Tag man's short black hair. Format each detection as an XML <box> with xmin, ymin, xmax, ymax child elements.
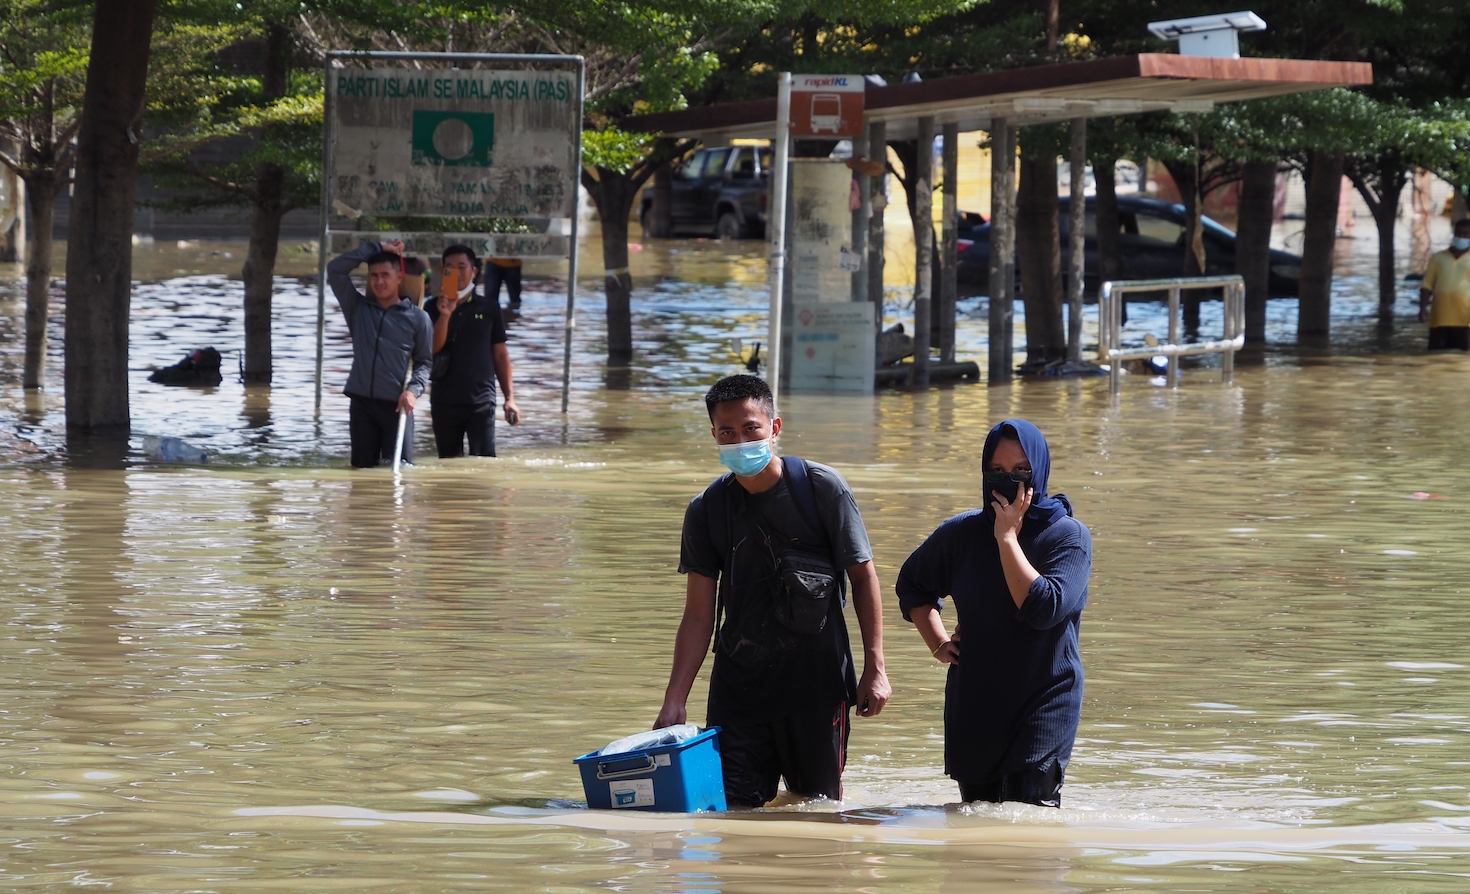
<box><xmin>366</xmin><ymin>250</ymin><xmax>402</xmax><ymax>269</ymax></box>
<box><xmin>1454</xmin><ymin>218</ymin><xmax>1470</xmax><ymax>232</ymax></box>
<box><xmin>442</xmin><ymin>244</ymin><xmax>481</xmax><ymax>267</ymax></box>
<box><xmin>704</xmin><ymin>374</ymin><xmax>775</xmax><ymax>422</ymax></box>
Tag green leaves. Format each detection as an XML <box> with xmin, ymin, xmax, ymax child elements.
<box><xmin>581</xmin><ymin>127</ymin><xmax>658</xmax><ymax>175</ymax></box>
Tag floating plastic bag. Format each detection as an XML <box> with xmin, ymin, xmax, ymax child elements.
<box><xmin>143</xmin><ymin>436</ymin><xmax>209</xmax><ymax>464</ymax></box>
<box><xmin>599</xmin><ymin>724</ymin><xmax>702</xmax><ymax>757</ymax></box>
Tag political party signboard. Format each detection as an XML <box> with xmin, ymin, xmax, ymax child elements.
<box><xmin>316</xmin><ymin>53</ymin><xmax>585</xmax><ymax>415</ymax></box>
<box><xmin>326</xmin><ymin>67</ymin><xmax>579</xmax><ymax>221</ymax></box>
<box><xmin>789</xmin><ymin>74</ymin><xmax>864</xmax><ymax>138</ymax></box>
<box><xmin>326</xmin><ymin>230</ymin><xmax>569</xmax><ymax>258</ymax></box>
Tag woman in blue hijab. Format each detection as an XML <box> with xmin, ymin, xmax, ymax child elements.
<box><xmin>896</xmin><ymin>419</ymin><xmax>1091</xmax><ymax>806</ymax></box>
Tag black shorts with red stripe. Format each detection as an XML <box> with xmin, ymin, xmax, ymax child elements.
<box><xmin>715</xmin><ymin>701</ymin><xmax>850</xmax><ymax>808</ymax></box>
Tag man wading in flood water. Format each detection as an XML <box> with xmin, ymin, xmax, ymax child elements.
<box><xmin>327</xmin><ymin>240</ymin><xmax>433</xmax><ymax>468</ymax></box>
<box><xmin>655</xmin><ymin>375</ymin><xmax>891</xmax><ymax>807</ymax></box>
<box><xmin>1419</xmin><ymin>218</ymin><xmax>1470</xmax><ymax>351</ymax></box>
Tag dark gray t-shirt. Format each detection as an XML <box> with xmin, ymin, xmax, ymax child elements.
<box><xmin>679</xmin><ymin>458</ymin><xmax>872</xmax><ymax>724</ymax></box>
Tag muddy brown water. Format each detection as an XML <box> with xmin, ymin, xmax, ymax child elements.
<box><xmin>0</xmin><ymin>231</ymin><xmax>1468</xmax><ymax>890</ymax></box>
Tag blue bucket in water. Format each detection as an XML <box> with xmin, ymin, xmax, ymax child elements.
<box><xmin>574</xmin><ymin>727</ymin><xmax>726</xmax><ymax>812</ymax></box>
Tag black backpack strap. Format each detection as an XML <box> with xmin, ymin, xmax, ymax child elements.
<box><xmin>783</xmin><ymin>455</ymin><xmax>850</xmax><ymax>606</ymax></box>
<box><xmin>780</xmin><ymin>456</ymin><xmax>824</xmax><ymax>542</ymax></box>
<box><xmin>702</xmin><ymin>472</ymin><xmax>733</xmax><ymax>565</ymax></box>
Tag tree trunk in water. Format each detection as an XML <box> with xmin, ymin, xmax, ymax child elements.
<box><xmin>1016</xmin><ymin>153</ymin><xmax>1065</xmax><ymax>367</ymax></box>
<box><xmin>583</xmin><ymin>170</ymin><xmax>636</xmax><ymax>365</ymax></box>
<box><xmin>646</xmin><ymin>162</ymin><xmax>672</xmax><ymax>238</ymax></box>
<box><xmin>1236</xmin><ymin>160</ymin><xmax>1277</xmax><ymax>346</ymax></box>
<box><xmin>1162</xmin><ymin>158</ymin><xmax>1206</xmax><ymax>332</ymax></box>
<box><xmin>64</xmin><ymin>0</ymin><xmax>159</xmax><ymax>435</ymax></box>
<box><xmin>1358</xmin><ymin>164</ymin><xmax>1408</xmax><ymax>323</ymax></box>
<box><xmin>888</xmin><ymin>140</ymin><xmax>922</xmax><ymax>232</ymax></box>
<box><xmin>239</xmin><ymin>21</ymin><xmax>292</xmax><ymax>384</ymax></box>
<box><xmin>23</xmin><ymin>177</ymin><xmax>57</xmax><ymax>389</ymax></box>
<box><xmin>1094</xmin><ymin>157</ymin><xmax>1123</xmax><ymax>322</ymax></box>
<box><xmin>241</xmin><ymin>166</ymin><xmax>284</xmax><ymax>383</ymax></box>
<box><xmin>1298</xmin><ymin>150</ymin><xmax>1343</xmax><ymax>340</ymax></box>
<box><xmin>887</xmin><ymin>138</ymin><xmax>944</xmax><ymax>318</ymax></box>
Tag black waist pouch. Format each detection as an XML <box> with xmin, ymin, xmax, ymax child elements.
<box><xmin>774</xmin><ymin>546</ymin><xmax>838</xmax><ymax>634</ymax></box>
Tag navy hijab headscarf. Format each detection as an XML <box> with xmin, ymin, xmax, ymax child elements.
<box><xmin>981</xmin><ymin>418</ymin><xmax>1073</xmax><ymax>525</ymax></box>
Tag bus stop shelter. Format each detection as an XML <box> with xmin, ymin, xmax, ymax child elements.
<box><xmin>625</xmin><ymin>53</ymin><xmax>1371</xmax><ymax>387</ymax></box>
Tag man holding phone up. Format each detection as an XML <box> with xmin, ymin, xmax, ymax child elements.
<box><xmin>655</xmin><ymin>375</ymin><xmax>890</xmax><ymax>807</ymax></box>
<box><xmin>426</xmin><ymin>245</ymin><xmax>520</xmax><ymax>457</ymax></box>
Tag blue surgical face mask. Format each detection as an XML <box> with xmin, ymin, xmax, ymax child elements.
<box><xmin>718</xmin><ymin>438</ymin><xmax>773</xmax><ymax>477</ymax></box>
<box><xmin>1452</xmin><ymin>237</ymin><xmax>1470</xmax><ymax>252</ymax></box>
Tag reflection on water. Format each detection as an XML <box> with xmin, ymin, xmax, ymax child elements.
<box><xmin>2</xmin><ymin>235</ymin><xmax>1470</xmax><ymax>889</ymax></box>
<box><xmin>0</xmin><ymin>227</ymin><xmax>1439</xmax><ymax>464</ymax></box>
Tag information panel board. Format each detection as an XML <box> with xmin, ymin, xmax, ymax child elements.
<box><xmin>789</xmin><ymin>160</ymin><xmax>857</xmax><ymax>304</ymax></box>
<box><xmin>788</xmin><ymin>302</ymin><xmax>875</xmax><ymax>394</ymax></box>
<box><xmin>327</xmin><ymin>68</ymin><xmax>579</xmax><ymax>220</ymax></box>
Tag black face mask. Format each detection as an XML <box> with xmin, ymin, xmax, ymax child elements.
<box><xmin>984</xmin><ymin>470</ymin><xmax>1033</xmax><ymax>505</ymax></box>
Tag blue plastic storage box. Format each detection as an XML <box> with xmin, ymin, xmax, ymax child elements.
<box><xmin>574</xmin><ymin>726</ymin><xmax>726</xmax><ymax>812</ymax></box>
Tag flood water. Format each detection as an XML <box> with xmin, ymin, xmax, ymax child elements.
<box><xmin>2</xmin><ymin>227</ymin><xmax>1470</xmax><ymax>890</ymax></box>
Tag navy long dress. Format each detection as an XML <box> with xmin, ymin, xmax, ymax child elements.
<box><xmin>896</xmin><ymin>419</ymin><xmax>1092</xmax><ymax>791</ymax></box>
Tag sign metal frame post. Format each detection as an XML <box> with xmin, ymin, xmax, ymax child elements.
<box><xmin>560</xmin><ymin>60</ymin><xmax>586</xmax><ymax>414</ymax></box>
<box><xmin>315</xmin><ymin>50</ymin><xmax>586</xmax><ymax>421</ymax></box>
<box><xmin>767</xmin><ymin>72</ymin><xmax>792</xmax><ymax>403</ymax></box>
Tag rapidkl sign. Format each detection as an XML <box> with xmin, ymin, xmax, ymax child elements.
<box><xmin>789</xmin><ymin>74</ymin><xmax>865</xmax><ymax>138</ymax></box>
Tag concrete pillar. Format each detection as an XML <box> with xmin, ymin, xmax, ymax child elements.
<box><xmin>866</xmin><ymin>121</ymin><xmax>886</xmax><ymax>339</ymax></box>
<box><xmin>851</xmin><ymin>130</ymin><xmax>868</xmax><ymax>303</ymax></box>
<box><xmin>1066</xmin><ymin>117</ymin><xmax>1086</xmax><ymax>362</ymax></box>
<box><xmin>940</xmin><ymin>122</ymin><xmax>958</xmax><ymax>363</ymax></box>
<box><xmin>912</xmin><ymin>115</ymin><xmax>934</xmax><ymax>387</ymax></box>
<box><xmin>988</xmin><ymin>119</ymin><xmax>1015</xmax><ymax>384</ymax></box>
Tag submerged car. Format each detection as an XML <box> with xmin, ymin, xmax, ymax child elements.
<box><xmin>639</xmin><ymin>145</ymin><xmax>771</xmax><ymax>240</ymax></box>
<box><xmin>956</xmin><ymin>195</ymin><xmax>1302</xmax><ymax>297</ymax></box>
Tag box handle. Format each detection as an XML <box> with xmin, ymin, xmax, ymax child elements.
<box><xmin>596</xmin><ymin>754</ymin><xmax>657</xmax><ymax>780</ymax></box>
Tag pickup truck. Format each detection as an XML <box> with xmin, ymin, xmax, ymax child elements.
<box><xmin>640</xmin><ymin>145</ymin><xmax>771</xmax><ymax>239</ymax></box>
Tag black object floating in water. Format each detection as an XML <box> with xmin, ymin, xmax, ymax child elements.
<box><xmin>149</xmin><ymin>347</ymin><xmax>223</xmax><ymax>387</ymax></box>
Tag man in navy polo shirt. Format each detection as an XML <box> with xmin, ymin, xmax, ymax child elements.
<box><xmin>426</xmin><ymin>245</ymin><xmax>521</xmax><ymax>457</ymax></box>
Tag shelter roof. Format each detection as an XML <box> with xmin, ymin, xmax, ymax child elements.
<box><xmin>624</xmin><ymin>54</ymin><xmax>1372</xmax><ymax>141</ymax></box>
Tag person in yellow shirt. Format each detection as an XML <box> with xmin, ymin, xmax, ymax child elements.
<box><xmin>1419</xmin><ymin>219</ymin><xmax>1470</xmax><ymax>351</ymax></box>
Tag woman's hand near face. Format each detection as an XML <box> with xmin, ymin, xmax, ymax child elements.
<box><xmin>992</xmin><ymin>485</ymin><xmax>1033</xmax><ymax>543</ymax></box>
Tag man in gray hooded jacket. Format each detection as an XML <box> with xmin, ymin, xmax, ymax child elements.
<box><xmin>327</xmin><ymin>240</ymin><xmax>433</xmax><ymax>467</ymax></box>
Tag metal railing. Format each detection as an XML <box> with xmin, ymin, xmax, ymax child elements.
<box><xmin>1099</xmin><ymin>275</ymin><xmax>1244</xmax><ymax>394</ymax></box>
